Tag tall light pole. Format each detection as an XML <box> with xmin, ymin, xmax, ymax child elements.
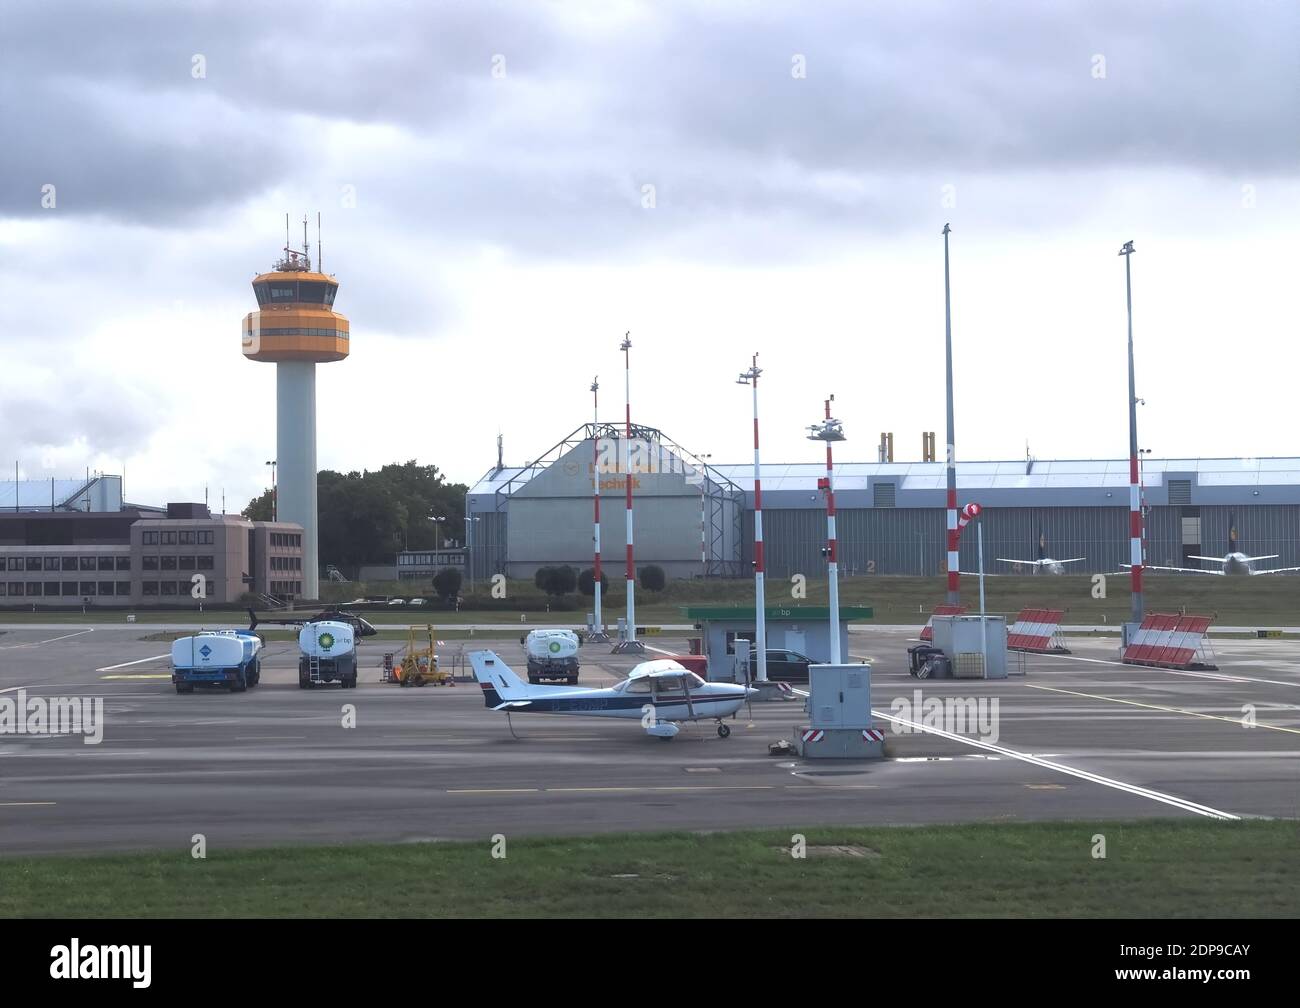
<box><xmin>588</xmin><ymin>377</ymin><xmax>610</xmax><ymax>642</ymax></box>
<box><xmin>942</xmin><ymin>223</ymin><xmax>959</xmax><ymax>604</ymax></box>
<box><xmin>1120</xmin><ymin>240</ymin><xmax>1143</xmax><ymax>625</ymax></box>
<box><xmin>738</xmin><ymin>355</ymin><xmax>767</xmax><ymax>682</ymax></box>
<box><xmin>612</xmin><ymin>333</ymin><xmax>644</xmax><ymax>653</ymax></box>
<box><xmin>265</xmin><ymin>460</ymin><xmax>277</xmax><ymax>521</ymax></box>
<box><xmin>464</xmin><ymin>515</ymin><xmax>478</xmax><ymax>593</ymax></box>
<box><xmin>808</xmin><ymin>397</ymin><xmax>846</xmax><ymax>663</ymax></box>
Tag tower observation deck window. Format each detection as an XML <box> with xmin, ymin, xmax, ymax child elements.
<box><xmin>254</xmin><ymin>281</ymin><xmax>338</xmax><ymax>305</ymax></box>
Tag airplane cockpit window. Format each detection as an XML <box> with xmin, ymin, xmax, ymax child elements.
<box><xmin>685</xmin><ymin>673</ymin><xmax>706</xmax><ymax>689</ymax></box>
<box><xmin>624</xmin><ymin>678</ymin><xmax>653</xmax><ymax>694</ymax></box>
<box><xmin>652</xmin><ymin>675</ymin><xmax>684</xmax><ymax>693</ymax></box>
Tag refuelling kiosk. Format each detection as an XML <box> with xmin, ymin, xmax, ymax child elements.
<box><xmin>682</xmin><ymin>605</ymin><xmax>873</xmax><ymax>684</ymax></box>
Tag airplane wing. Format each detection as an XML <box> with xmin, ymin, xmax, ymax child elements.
<box><xmin>493</xmin><ymin>700</ymin><xmax>533</xmax><ymax>710</ymax></box>
<box><xmin>1187</xmin><ymin>555</ymin><xmax>1230</xmax><ymax>563</ymax></box>
<box><xmin>1121</xmin><ymin>563</ymin><xmax>1224</xmax><ymax>576</ymax></box>
<box><xmin>959</xmin><ymin>571</ymin><xmax>1006</xmax><ymax>576</ymax></box>
<box><xmin>996</xmin><ymin>558</ymin><xmax>1047</xmax><ymax>566</ymax></box>
<box><xmin>1241</xmin><ymin>554</ymin><xmax>1281</xmax><ymax>563</ymax></box>
<box><xmin>1250</xmin><ymin>566</ymin><xmax>1300</xmax><ymax>576</ymax></box>
<box><xmin>1053</xmin><ymin>558</ymin><xmax>1087</xmax><ymax>565</ymax></box>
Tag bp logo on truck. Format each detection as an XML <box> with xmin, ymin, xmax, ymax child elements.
<box><xmin>318</xmin><ymin>632</ymin><xmax>336</xmax><ymax>651</ymax></box>
<box><xmin>549</xmin><ymin>641</ymin><xmax>562</xmax><ymax>654</ymax></box>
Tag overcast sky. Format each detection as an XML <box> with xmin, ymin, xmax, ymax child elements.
<box><xmin>2</xmin><ymin>0</ymin><xmax>1297</xmax><ymax>509</ymax></box>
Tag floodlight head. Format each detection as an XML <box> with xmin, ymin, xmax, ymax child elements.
<box><xmin>620</xmin><ymin>333</ymin><xmax>632</xmax><ymax>352</ymax></box>
<box><xmin>591</xmin><ymin>377</ymin><xmax>598</xmax><ymax>393</ymax></box>
<box><xmin>1118</xmin><ymin>240</ymin><xmax>1135</xmax><ymax>256</ymax></box>
<box><xmin>807</xmin><ymin>419</ymin><xmax>846</xmax><ymax>442</ymax></box>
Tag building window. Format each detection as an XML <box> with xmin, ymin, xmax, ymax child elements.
<box><xmin>115</xmin><ymin>581</ymin><xmax>130</xmax><ymax>596</ymax></box>
<box><xmin>9</xmin><ymin>582</ymin><xmax>23</xmax><ymax>596</ymax></box>
<box><xmin>178</xmin><ymin>555</ymin><xmax>195</xmax><ymax>569</ymax></box>
<box><xmin>62</xmin><ymin>557</ymin><xmax>78</xmax><ymax>571</ymax></box>
<box><xmin>161</xmin><ymin>581</ymin><xmax>177</xmax><ymax>595</ymax></box>
<box><xmin>179</xmin><ymin>531</ymin><xmax>195</xmax><ymax>545</ymax></box>
<box><xmin>142</xmin><ymin>556</ymin><xmax>158</xmax><ymax>571</ymax></box>
<box><xmin>0</xmin><ymin>583</ymin><xmax>5</xmax><ymax>596</ymax></box>
<box><xmin>44</xmin><ymin>557</ymin><xmax>60</xmax><ymax>571</ymax></box>
<box><xmin>44</xmin><ymin>582</ymin><xmax>59</xmax><ymax>596</ymax></box>
<box><xmin>199</xmin><ymin>530</ymin><xmax>213</xmax><ymax>545</ymax></box>
<box><xmin>26</xmin><ymin>582</ymin><xmax>41</xmax><ymax>596</ymax></box>
<box><xmin>62</xmin><ymin>582</ymin><xmax>77</xmax><ymax>596</ymax></box>
<box><xmin>79</xmin><ymin>582</ymin><xmax>95</xmax><ymax>596</ymax></box>
<box><xmin>116</xmin><ymin>557</ymin><xmax>131</xmax><ymax>571</ymax></box>
<box><xmin>160</xmin><ymin>556</ymin><xmax>177</xmax><ymax>570</ymax></box>
<box><xmin>98</xmin><ymin>557</ymin><xmax>114</xmax><ymax>571</ymax></box>
<box><xmin>142</xmin><ymin>581</ymin><xmax>158</xmax><ymax>596</ymax></box>
<box><xmin>7</xmin><ymin>558</ymin><xmax>21</xmax><ymax>571</ymax></box>
<box><xmin>80</xmin><ymin>557</ymin><xmax>95</xmax><ymax>571</ymax></box>
<box><xmin>26</xmin><ymin>558</ymin><xmax>42</xmax><ymax>571</ymax></box>
<box><xmin>142</xmin><ymin>531</ymin><xmax>159</xmax><ymax>545</ymax></box>
<box><xmin>98</xmin><ymin>581</ymin><xmax>114</xmax><ymax>596</ymax></box>
<box><xmin>196</xmin><ymin>555</ymin><xmax>214</xmax><ymax>570</ymax></box>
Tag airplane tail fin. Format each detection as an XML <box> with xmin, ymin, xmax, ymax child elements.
<box><xmin>468</xmin><ymin>650</ymin><xmax>528</xmax><ymax>708</ymax></box>
<box><xmin>1037</xmin><ymin>528</ymin><xmax>1047</xmax><ymax>561</ymax></box>
<box><xmin>1229</xmin><ymin>512</ymin><xmax>1238</xmax><ymax>553</ymax></box>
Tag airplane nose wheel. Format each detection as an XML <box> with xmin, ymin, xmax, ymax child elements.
<box><xmin>716</xmin><ymin>721</ymin><xmax>731</xmax><ymax>738</ymax></box>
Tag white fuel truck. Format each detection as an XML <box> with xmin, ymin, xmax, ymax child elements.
<box><xmin>522</xmin><ymin>628</ymin><xmax>581</xmax><ymax>685</ymax></box>
<box><xmin>298</xmin><ymin>619</ymin><xmax>358</xmax><ymax>689</ymax></box>
<box><xmin>171</xmin><ymin>630</ymin><xmax>262</xmax><ymax>694</ymax></box>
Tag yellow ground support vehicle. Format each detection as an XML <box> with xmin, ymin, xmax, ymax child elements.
<box><xmin>395</xmin><ymin>625</ymin><xmax>451</xmax><ymax>687</ymax></box>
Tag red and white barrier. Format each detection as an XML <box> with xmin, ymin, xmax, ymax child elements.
<box><xmin>919</xmin><ymin>604</ymin><xmax>968</xmax><ymax>642</ymax></box>
<box><xmin>801</xmin><ymin>729</ymin><xmax>825</xmax><ymax>743</ymax></box>
<box><xmin>1007</xmin><ymin>608</ymin><xmax>1070</xmax><ymax>654</ymax></box>
<box><xmin>1121</xmin><ymin>613</ymin><xmax>1218</xmax><ymax>671</ymax></box>
<box><xmin>862</xmin><ymin>728</ymin><xmax>885</xmax><ymax>743</ymax></box>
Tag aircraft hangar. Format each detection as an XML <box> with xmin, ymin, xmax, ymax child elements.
<box><xmin>465</xmin><ymin>426</ymin><xmax>1300</xmax><ymax>581</ymax></box>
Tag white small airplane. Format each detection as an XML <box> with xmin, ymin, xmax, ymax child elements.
<box><xmin>469</xmin><ymin>650</ymin><xmax>754</xmax><ymax>740</ymax></box>
<box><xmin>996</xmin><ymin>531</ymin><xmax>1085</xmax><ymax>575</ymax></box>
<box><xmin>1128</xmin><ymin>519</ymin><xmax>1300</xmax><ymax>577</ymax></box>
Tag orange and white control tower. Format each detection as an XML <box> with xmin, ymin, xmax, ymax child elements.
<box><xmin>242</xmin><ymin>215</ymin><xmax>349</xmax><ymax>599</ymax></box>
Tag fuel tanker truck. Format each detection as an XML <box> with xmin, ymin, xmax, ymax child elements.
<box><xmin>298</xmin><ymin>619</ymin><xmax>358</xmax><ymax>689</ymax></box>
<box><xmin>171</xmin><ymin>630</ymin><xmax>263</xmax><ymax>694</ymax></box>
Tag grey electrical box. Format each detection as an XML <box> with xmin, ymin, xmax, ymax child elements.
<box><xmin>808</xmin><ymin>664</ymin><xmax>873</xmax><ymax>729</ymax></box>
<box><xmin>731</xmin><ymin>638</ymin><xmax>751</xmax><ymax>684</ymax></box>
<box><xmin>932</xmin><ymin>615</ymin><xmax>1008</xmax><ymax>680</ymax></box>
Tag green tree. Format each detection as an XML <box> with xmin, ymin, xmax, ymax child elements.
<box><xmin>241</xmin><ymin>489</ymin><xmax>274</xmax><ymax>522</ymax></box>
<box><xmin>534</xmin><ymin>566</ymin><xmax>557</xmax><ymax>597</ymax></box>
<box><xmin>432</xmin><ymin>567</ymin><xmax>463</xmax><ymax>603</ymax></box>
<box><xmin>639</xmin><ymin>564</ymin><xmax>666</xmax><ymax>592</ymax></box>
<box><xmin>578</xmin><ymin>568</ymin><xmax>608</xmax><ymax>596</ymax></box>
<box><xmin>552</xmin><ymin>565</ymin><xmax>577</xmax><ymax>597</ymax></box>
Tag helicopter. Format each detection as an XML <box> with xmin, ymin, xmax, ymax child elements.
<box><xmin>246</xmin><ymin>604</ymin><xmax>379</xmax><ymax>637</ymax></box>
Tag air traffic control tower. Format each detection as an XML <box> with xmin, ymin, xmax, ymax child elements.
<box><xmin>242</xmin><ymin>217</ymin><xmax>349</xmax><ymax>599</ymax></box>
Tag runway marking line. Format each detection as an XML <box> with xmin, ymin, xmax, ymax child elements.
<box><xmin>0</xmin><ymin>802</ymin><xmax>57</xmax><ymax>808</ymax></box>
<box><xmin>100</xmin><ymin>674</ymin><xmax>171</xmax><ymax>680</ymax></box>
<box><xmin>96</xmin><ymin>654</ymin><xmax>170</xmax><ymax>672</ymax></box>
<box><xmin>1025</xmin><ymin>683</ymin><xmax>1300</xmax><ymax>736</ymax></box>
<box><xmin>0</xmin><ymin>629</ymin><xmax>94</xmax><ymax>650</ymax></box>
<box><xmin>871</xmin><ymin>707</ymin><xmax>1239</xmax><ymax>820</ymax></box>
<box><xmin>1031</xmin><ymin>650</ymin><xmax>1299</xmax><ymax>689</ymax></box>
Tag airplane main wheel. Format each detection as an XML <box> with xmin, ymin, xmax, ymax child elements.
<box><xmin>717</xmin><ymin>723</ymin><xmax>731</xmax><ymax>738</ymax></box>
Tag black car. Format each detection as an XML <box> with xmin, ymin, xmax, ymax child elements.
<box><xmin>747</xmin><ymin>648</ymin><xmax>814</xmax><ymax>682</ymax></box>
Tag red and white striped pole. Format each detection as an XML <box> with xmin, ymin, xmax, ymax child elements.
<box><xmin>1120</xmin><ymin>241</ymin><xmax>1143</xmax><ymax>625</ymax></box>
<box><xmin>738</xmin><ymin>356</ymin><xmax>767</xmax><ymax>681</ymax></box>
<box><xmin>620</xmin><ymin>333</ymin><xmax>638</xmax><ymax>648</ymax></box>
<box><xmin>942</xmin><ymin>223</ymin><xmax>960</xmax><ymax>604</ymax></box>
<box><xmin>824</xmin><ymin>398</ymin><xmax>840</xmax><ymax>662</ymax></box>
<box><xmin>809</xmin><ymin>397</ymin><xmax>845</xmax><ymax>664</ymax></box>
<box><xmin>590</xmin><ymin>377</ymin><xmax>605</xmax><ymax>639</ymax></box>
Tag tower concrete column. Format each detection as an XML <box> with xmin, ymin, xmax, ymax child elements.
<box><xmin>277</xmin><ymin>361</ymin><xmax>319</xmax><ymax>598</ymax></box>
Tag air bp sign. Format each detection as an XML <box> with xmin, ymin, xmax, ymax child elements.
<box><xmin>318</xmin><ymin>631</ymin><xmax>337</xmax><ymax>651</ymax></box>
<box><xmin>549</xmin><ymin>641</ymin><xmax>562</xmax><ymax>654</ymax></box>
